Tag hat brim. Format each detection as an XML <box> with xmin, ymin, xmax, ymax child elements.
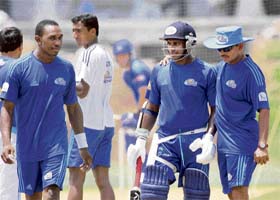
<box><xmin>159</xmin><ymin>36</ymin><xmax>185</xmax><ymax>40</ymax></box>
<box><xmin>203</xmin><ymin>36</ymin><xmax>254</xmax><ymax>49</ymax></box>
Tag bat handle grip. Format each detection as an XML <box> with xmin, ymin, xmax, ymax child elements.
<box><xmin>134</xmin><ymin>157</ymin><xmax>142</xmax><ymax>187</ymax></box>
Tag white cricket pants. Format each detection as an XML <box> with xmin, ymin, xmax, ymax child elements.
<box><xmin>0</xmin><ymin>133</ymin><xmax>20</xmax><ymax>200</ymax></box>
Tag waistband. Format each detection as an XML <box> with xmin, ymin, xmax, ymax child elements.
<box><xmin>158</xmin><ymin>127</ymin><xmax>207</xmax><ymax>144</ymax></box>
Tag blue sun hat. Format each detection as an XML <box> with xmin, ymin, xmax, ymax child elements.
<box><xmin>203</xmin><ymin>26</ymin><xmax>254</xmax><ymax>49</ymax></box>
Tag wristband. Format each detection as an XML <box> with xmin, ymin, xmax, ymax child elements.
<box><xmin>142</xmin><ymin>108</ymin><xmax>158</xmax><ymax>117</ymax></box>
<box><xmin>135</xmin><ymin>128</ymin><xmax>149</xmax><ymax>139</ymax></box>
<box><xmin>74</xmin><ymin>132</ymin><xmax>88</xmax><ymax>149</ymax></box>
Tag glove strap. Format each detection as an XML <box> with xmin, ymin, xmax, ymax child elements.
<box><xmin>203</xmin><ymin>133</ymin><xmax>214</xmax><ymax>141</ymax></box>
<box><xmin>135</xmin><ymin>128</ymin><xmax>149</xmax><ymax>140</ymax></box>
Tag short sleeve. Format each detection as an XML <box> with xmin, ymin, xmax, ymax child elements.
<box><xmin>64</xmin><ymin>64</ymin><xmax>78</xmax><ymax>105</ymax></box>
<box><xmin>0</xmin><ymin>62</ymin><xmax>20</xmax><ymax>104</ymax></box>
<box><xmin>247</xmin><ymin>68</ymin><xmax>269</xmax><ymax>111</ymax></box>
<box><xmin>207</xmin><ymin>67</ymin><xmax>217</xmax><ymax>106</ymax></box>
<box><xmin>148</xmin><ymin>65</ymin><xmax>161</xmax><ymax>105</ymax></box>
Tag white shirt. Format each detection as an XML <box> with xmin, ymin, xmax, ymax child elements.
<box><xmin>75</xmin><ymin>44</ymin><xmax>114</xmax><ymax>130</ymax></box>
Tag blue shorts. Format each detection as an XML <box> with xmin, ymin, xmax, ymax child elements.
<box><xmin>145</xmin><ymin>131</ymin><xmax>209</xmax><ymax>187</ymax></box>
<box><xmin>17</xmin><ymin>154</ymin><xmax>67</xmax><ymax>195</ymax></box>
<box><xmin>68</xmin><ymin>127</ymin><xmax>114</xmax><ymax>168</ymax></box>
<box><xmin>218</xmin><ymin>152</ymin><xmax>256</xmax><ymax>194</ymax></box>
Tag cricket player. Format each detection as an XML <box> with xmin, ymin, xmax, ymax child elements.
<box><xmin>0</xmin><ymin>26</ymin><xmax>22</xmax><ymax>200</ymax></box>
<box><xmin>0</xmin><ymin>19</ymin><xmax>92</xmax><ymax>200</ymax></box>
<box><xmin>67</xmin><ymin>14</ymin><xmax>115</xmax><ymax>200</ymax></box>
<box><xmin>112</xmin><ymin>39</ymin><xmax>151</xmax><ymax>151</ymax></box>
<box><xmin>127</xmin><ymin>21</ymin><xmax>217</xmax><ymax>200</ymax></box>
<box><xmin>112</xmin><ymin>39</ymin><xmax>150</xmax><ymax>112</ymax></box>
<box><xmin>203</xmin><ymin>26</ymin><xmax>270</xmax><ymax>200</ymax></box>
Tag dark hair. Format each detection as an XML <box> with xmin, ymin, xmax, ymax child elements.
<box><xmin>35</xmin><ymin>19</ymin><xmax>59</xmax><ymax>36</ymax></box>
<box><xmin>71</xmin><ymin>14</ymin><xmax>99</xmax><ymax>36</ymax></box>
<box><xmin>0</xmin><ymin>26</ymin><xmax>23</xmax><ymax>52</ymax></box>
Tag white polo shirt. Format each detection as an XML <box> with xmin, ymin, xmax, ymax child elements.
<box><xmin>75</xmin><ymin>44</ymin><xmax>114</xmax><ymax>130</ymax></box>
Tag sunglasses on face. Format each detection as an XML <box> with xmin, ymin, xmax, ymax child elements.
<box><xmin>217</xmin><ymin>45</ymin><xmax>237</xmax><ymax>52</ymax></box>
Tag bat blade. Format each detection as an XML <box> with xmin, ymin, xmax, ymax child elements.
<box><xmin>130</xmin><ymin>157</ymin><xmax>142</xmax><ymax>200</ymax></box>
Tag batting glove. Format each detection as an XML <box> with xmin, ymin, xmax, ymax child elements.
<box><xmin>189</xmin><ymin>133</ymin><xmax>216</xmax><ymax>165</ymax></box>
<box><xmin>127</xmin><ymin>128</ymin><xmax>149</xmax><ymax>169</ymax></box>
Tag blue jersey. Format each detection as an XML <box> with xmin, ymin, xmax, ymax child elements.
<box><xmin>215</xmin><ymin>55</ymin><xmax>269</xmax><ymax>155</ymax></box>
<box><xmin>0</xmin><ymin>56</ymin><xmax>17</xmax><ymax>128</ymax></box>
<box><xmin>0</xmin><ymin>53</ymin><xmax>77</xmax><ymax>161</ymax></box>
<box><xmin>123</xmin><ymin>59</ymin><xmax>150</xmax><ymax>103</ymax></box>
<box><xmin>149</xmin><ymin>58</ymin><xmax>216</xmax><ymax>136</ymax></box>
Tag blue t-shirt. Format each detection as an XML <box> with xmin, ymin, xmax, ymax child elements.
<box><xmin>0</xmin><ymin>53</ymin><xmax>77</xmax><ymax>161</ymax></box>
<box><xmin>149</xmin><ymin>58</ymin><xmax>216</xmax><ymax>136</ymax></box>
<box><xmin>123</xmin><ymin>59</ymin><xmax>150</xmax><ymax>103</ymax></box>
<box><xmin>0</xmin><ymin>56</ymin><xmax>17</xmax><ymax>129</ymax></box>
<box><xmin>215</xmin><ymin>55</ymin><xmax>269</xmax><ymax>155</ymax></box>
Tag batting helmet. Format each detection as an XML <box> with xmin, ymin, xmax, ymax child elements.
<box><xmin>161</xmin><ymin>21</ymin><xmax>197</xmax><ymax>46</ymax></box>
<box><xmin>112</xmin><ymin>39</ymin><xmax>133</xmax><ymax>55</ymax></box>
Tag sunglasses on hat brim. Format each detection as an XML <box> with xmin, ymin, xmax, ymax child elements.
<box><xmin>217</xmin><ymin>44</ymin><xmax>238</xmax><ymax>52</ymax></box>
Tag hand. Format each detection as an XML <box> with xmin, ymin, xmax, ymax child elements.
<box><xmin>189</xmin><ymin>133</ymin><xmax>216</xmax><ymax>164</ymax></box>
<box><xmin>254</xmin><ymin>147</ymin><xmax>269</xmax><ymax>165</ymax></box>
<box><xmin>79</xmin><ymin>148</ymin><xmax>93</xmax><ymax>172</ymax></box>
<box><xmin>159</xmin><ymin>55</ymin><xmax>171</xmax><ymax>66</ymax></box>
<box><xmin>127</xmin><ymin>128</ymin><xmax>149</xmax><ymax>169</ymax></box>
<box><xmin>1</xmin><ymin>144</ymin><xmax>15</xmax><ymax>164</ymax></box>
<box><xmin>76</xmin><ymin>78</ymin><xmax>90</xmax><ymax>98</ymax></box>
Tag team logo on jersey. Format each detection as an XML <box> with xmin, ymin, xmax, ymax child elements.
<box><xmin>184</xmin><ymin>78</ymin><xmax>197</xmax><ymax>86</ymax></box>
<box><xmin>54</xmin><ymin>77</ymin><xmax>66</xmax><ymax>86</ymax></box>
<box><xmin>227</xmin><ymin>173</ymin><xmax>232</xmax><ymax>181</ymax></box>
<box><xmin>216</xmin><ymin>34</ymin><xmax>229</xmax><ymax>44</ymax></box>
<box><xmin>226</xmin><ymin>80</ymin><xmax>237</xmax><ymax>89</ymax></box>
<box><xmin>258</xmin><ymin>92</ymin><xmax>268</xmax><ymax>101</ymax></box>
<box><xmin>133</xmin><ymin>74</ymin><xmax>145</xmax><ymax>82</ymax></box>
<box><xmin>165</xmin><ymin>26</ymin><xmax>177</xmax><ymax>35</ymax></box>
<box><xmin>147</xmin><ymin>81</ymin><xmax>151</xmax><ymax>90</ymax></box>
<box><xmin>26</xmin><ymin>184</ymin><xmax>33</xmax><ymax>190</ymax></box>
<box><xmin>158</xmin><ymin>146</ymin><xmax>171</xmax><ymax>157</ymax></box>
<box><xmin>44</xmin><ymin>171</ymin><xmax>53</xmax><ymax>180</ymax></box>
<box><xmin>104</xmin><ymin>71</ymin><xmax>112</xmax><ymax>83</ymax></box>
<box><xmin>1</xmin><ymin>82</ymin><xmax>9</xmax><ymax>92</ymax></box>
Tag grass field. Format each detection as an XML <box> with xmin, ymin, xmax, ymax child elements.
<box><xmin>56</xmin><ymin>184</ymin><xmax>280</xmax><ymax>200</ymax></box>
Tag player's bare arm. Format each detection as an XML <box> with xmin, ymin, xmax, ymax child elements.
<box><xmin>137</xmin><ymin>86</ymin><xmax>148</xmax><ymax>112</ymax></box>
<box><xmin>76</xmin><ymin>78</ymin><xmax>90</xmax><ymax>98</ymax></box>
<box><xmin>67</xmin><ymin>103</ymin><xmax>92</xmax><ymax>171</ymax></box>
<box><xmin>0</xmin><ymin>100</ymin><xmax>15</xmax><ymax>164</ymax></box>
<box><xmin>254</xmin><ymin>108</ymin><xmax>270</xmax><ymax>165</ymax></box>
<box><xmin>127</xmin><ymin>101</ymin><xmax>159</xmax><ymax>169</ymax></box>
<box><xmin>207</xmin><ymin>106</ymin><xmax>216</xmax><ymax>136</ymax></box>
<box><xmin>141</xmin><ymin>101</ymin><xmax>159</xmax><ymax>130</ymax></box>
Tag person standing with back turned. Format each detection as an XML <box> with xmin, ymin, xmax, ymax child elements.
<box><xmin>0</xmin><ymin>26</ymin><xmax>23</xmax><ymax>200</ymax></box>
<box><xmin>67</xmin><ymin>14</ymin><xmax>115</xmax><ymax>200</ymax></box>
<box><xmin>0</xmin><ymin>19</ymin><xmax>92</xmax><ymax>200</ymax></box>
<box><xmin>203</xmin><ymin>26</ymin><xmax>270</xmax><ymax>200</ymax></box>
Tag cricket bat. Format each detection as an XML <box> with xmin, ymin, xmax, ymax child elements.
<box><xmin>130</xmin><ymin>157</ymin><xmax>142</xmax><ymax>200</ymax></box>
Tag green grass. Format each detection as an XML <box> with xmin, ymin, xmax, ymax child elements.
<box><xmin>251</xmin><ymin>185</ymin><xmax>280</xmax><ymax>200</ymax></box>
<box><xmin>265</xmin><ymin>40</ymin><xmax>280</xmax><ymax>59</ymax></box>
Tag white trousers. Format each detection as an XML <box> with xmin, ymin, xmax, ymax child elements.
<box><xmin>0</xmin><ymin>133</ymin><xmax>19</xmax><ymax>200</ymax></box>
